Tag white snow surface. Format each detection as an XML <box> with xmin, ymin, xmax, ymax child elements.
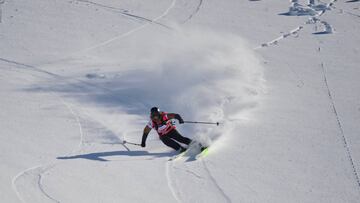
<box><xmin>1</xmin><ymin>0</ymin><xmax>360</xmax><ymax>202</ymax></box>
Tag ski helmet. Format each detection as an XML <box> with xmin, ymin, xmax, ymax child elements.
<box><xmin>150</xmin><ymin>107</ymin><xmax>160</xmax><ymax>118</ymax></box>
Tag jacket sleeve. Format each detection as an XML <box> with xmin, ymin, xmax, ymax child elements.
<box><xmin>166</xmin><ymin>113</ymin><xmax>184</xmax><ymax>124</ymax></box>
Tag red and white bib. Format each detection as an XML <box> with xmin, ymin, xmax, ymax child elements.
<box><xmin>147</xmin><ymin>112</ymin><xmax>176</xmax><ymax>136</ymax></box>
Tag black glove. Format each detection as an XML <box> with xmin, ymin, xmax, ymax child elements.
<box><xmin>141</xmin><ymin>133</ymin><xmax>148</xmax><ymax>148</ymax></box>
<box><xmin>175</xmin><ymin>114</ymin><xmax>184</xmax><ymax>124</ymax></box>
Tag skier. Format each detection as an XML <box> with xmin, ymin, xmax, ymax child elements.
<box><xmin>141</xmin><ymin>107</ymin><xmax>192</xmax><ymax>152</ymax></box>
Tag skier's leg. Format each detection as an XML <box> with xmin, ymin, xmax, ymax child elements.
<box><xmin>167</xmin><ymin>129</ymin><xmax>192</xmax><ymax>145</ymax></box>
<box><xmin>160</xmin><ymin>135</ymin><xmax>184</xmax><ymax>151</ymax></box>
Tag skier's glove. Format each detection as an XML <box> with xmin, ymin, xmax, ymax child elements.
<box><xmin>175</xmin><ymin>114</ymin><xmax>184</xmax><ymax>124</ymax></box>
<box><xmin>141</xmin><ymin>133</ymin><xmax>148</xmax><ymax>148</ymax></box>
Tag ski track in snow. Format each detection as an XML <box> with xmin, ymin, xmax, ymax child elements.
<box><xmin>72</xmin><ymin>0</ymin><xmax>172</xmax><ymax>29</ymax></box>
<box><xmin>12</xmin><ymin>92</ymin><xmax>85</xmax><ymax>203</ymax></box>
<box><xmin>77</xmin><ymin>0</ymin><xmax>177</xmax><ymax>53</ymax></box>
<box><xmin>10</xmin><ymin>1</ymin><xmax>180</xmax><ymax>202</ymax></box>
<box><xmin>12</xmin><ymin>165</ymin><xmax>51</xmax><ymax>203</ymax></box>
<box><xmin>166</xmin><ymin>157</ymin><xmax>232</xmax><ymax>203</ymax></box>
<box><xmin>165</xmin><ymin>162</ymin><xmax>182</xmax><ymax>203</ymax></box>
<box><xmin>182</xmin><ymin>0</ymin><xmax>203</xmax><ymax>24</ymax></box>
<box><xmin>320</xmin><ymin>62</ymin><xmax>360</xmax><ymax>189</ymax></box>
<box><xmin>253</xmin><ymin>0</ymin><xmax>360</xmax><ymax>193</ymax></box>
<box><xmin>4</xmin><ymin>48</ymin><xmax>144</xmax><ymax>202</ymax></box>
<box><xmin>202</xmin><ymin>160</ymin><xmax>232</xmax><ymax>203</ymax></box>
<box><xmin>7</xmin><ymin>0</ymin><xmax>232</xmax><ymax>202</ymax></box>
<box><xmin>258</xmin><ymin>0</ymin><xmax>360</xmax><ymax>190</ymax></box>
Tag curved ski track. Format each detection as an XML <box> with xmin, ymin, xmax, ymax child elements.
<box><xmin>73</xmin><ymin>0</ymin><xmax>172</xmax><ymax>29</ymax></box>
<box><xmin>11</xmin><ymin>94</ymin><xmax>84</xmax><ymax>203</ymax></box>
<box><xmin>10</xmin><ymin>0</ymin><xmax>179</xmax><ymax>202</ymax></box>
<box><xmin>182</xmin><ymin>0</ymin><xmax>203</xmax><ymax>24</ymax></box>
<box><xmin>8</xmin><ymin>0</ymin><xmax>229</xmax><ymax>202</ymax></box>
<box><xmin>166</xmin><ymin>157</ymin><xmax>232</xmax><ymax>203</ymax></box>
<box><xmin>78</xmin><ymin>0</ymin><xmax>177</xmax><ymax>53</ymax></box>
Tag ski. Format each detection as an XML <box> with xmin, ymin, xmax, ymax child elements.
<box><xmin>168</xmin><ymin>151</ymin><xmax>186</xmax><ymax>161</ymax></box>
<box><xmin>196</xmin><ymin>147</ymin><xmax>209</xmax><ymax>159</ymax></box>
<box><xmin>168</xmin><ymin>142</ymin><xmax>209</xmax><ymax>161</ymax></box>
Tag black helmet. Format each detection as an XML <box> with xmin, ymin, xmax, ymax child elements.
<box><xmin>150</xmin><ymin>107</ymin><xmax>160</xmax><ymax>118</ymax></box>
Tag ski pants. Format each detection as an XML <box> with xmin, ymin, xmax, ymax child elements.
<box><xmin>160</xmin><ymin>129</ymin><xmax>192</xmax><ymax>151</ymax></box>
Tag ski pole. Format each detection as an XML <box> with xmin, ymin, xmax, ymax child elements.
<box><xmin>123</xmin><ymin>140</ymin><xmax>142</xmax><ymax>146</ymax></box>
<box><xmin>183</xmin><ymin>121</ymin><xmax>220</xmax><ymax>126</ymax></box>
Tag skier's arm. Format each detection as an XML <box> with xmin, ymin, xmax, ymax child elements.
<box><xmin>141</xmin><ymin>126</ymin><xmax>151</xmax><ymax>147</ymax></box>
<box><xmin>167</xmin><ymin>113</ymin><xmax>184</xmax><ymax>124</ymax></box>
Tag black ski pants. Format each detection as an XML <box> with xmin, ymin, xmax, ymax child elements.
<box><xmin>160</xmin><ymin>129</ymin><xmax>192</xmax><ymax>151</ymax></box>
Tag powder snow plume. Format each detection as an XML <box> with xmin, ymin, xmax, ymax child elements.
<box><xmin>30</xmin><ymin>26</ymin><xmax>265</xmax><ymax>143</ymax></box>
<box><xmin>92</xmin><ymin>26</ymin><xmax>265</xmax><ymax>142</ymax></box>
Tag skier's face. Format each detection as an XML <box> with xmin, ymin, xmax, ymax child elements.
<box><xmin>151</xmin><ymin>113</ymin><xmax>160</xmax><ymax>121</ymax></box>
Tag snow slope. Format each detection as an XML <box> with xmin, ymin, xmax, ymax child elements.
<box><xmin>1</xmin><ymin>0</ymin><xmax>359</xmax><ymax>202</ymax></box>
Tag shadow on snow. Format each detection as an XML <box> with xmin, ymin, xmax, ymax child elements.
<box><xmin>57</xmin><ymin>150</ymin><xmax>174</xmax><ymax>162</ymax></box>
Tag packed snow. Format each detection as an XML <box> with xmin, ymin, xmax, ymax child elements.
<box><xmin>1</xmin><ymin>0</ymin><xmax>359</xmax><ymax>202</ymax></box>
